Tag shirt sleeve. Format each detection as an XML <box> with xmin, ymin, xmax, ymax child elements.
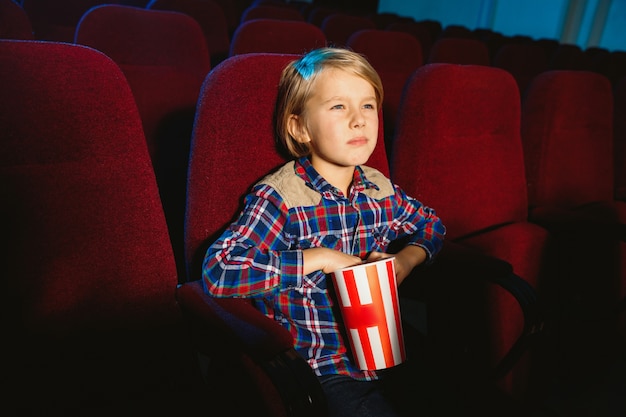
<box><xmin>392</xmin><ymin>184</ymin><xmax>446</xmax><ymax>262</ymax></box>
<box><xmin>202</xmin><ymin>184</ymin><xmax>301</xmax><ymax>298</ymax></box>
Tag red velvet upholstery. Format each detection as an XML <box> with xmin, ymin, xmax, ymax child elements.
<box><xmin>229</xmin><ymin>18</ymin><xmax>327</xmax><ymax>56</ymax></box>
<box><xmin>320</xmin><ymin>13</ymin><xmax>376</xmax><ymax>47</ymax></box>
<box><xmin>493</xmin><ymin>42</ymin><xmax>548</xmax><ymax>97</ymax></box>
<box><xmin>179</xmin><ymin>52</ymin><xmax>390</xmax><ymax>416</ymax></box>
<box><xmin>614</xmin><ymin>76</ymin><xmax>626</xmax><ymax>202</ymax></box>
<box><xmin>240</xmin><ymin>3</ymin><xmax>304</xmax><ymax>22</ymax></box>
<box><xmin>22</xmin><ymin>0</ymin><xmax>112</xmax><ymax>41</ymax></box>
<box><xmin>386</xmin><ymin>20</ymin><xmax>433</xmax><ymax>61</ymax></box>
<box><xmin>76</xmin><ymin>4</ymin><xmax>211</xmax><ymax>281</ymax></box>
<box><xmin>146</xmin><ymin>0</ymin><xmax>231</xmax><ymax>66</ymax></box>
<box><xmin>428</xmin><ymin>37</ymin><xmax>490</xmax><ymax>65</ymax></box>
<box><xmin>392</xmin><ymin>63</ymin><xmax>550</xmax><ymax>402</ymax></box>
<box><xmin>0</xmin><ymin>0</ymin><xmax>34</xmax><ymax>40</ymax></box>
<box><xmin>346</xmin><ymin>29</ymin><xmax>423</xmax><ymax>155</ymax></box>
<box><xmin>522</xmin><ymin>71</ymin><xmax>625</xmax><ymax>359</ymax></box>
<box><xmin>306</xmin><ymin>5</ymin><xmax>338</xmax><ymax>27</ymax></box>
<box><xmin>548</xmin><ymin>43</ymin><xmax>591</xmax><ymax>71</ymax></box>
<box><xmin>522</xmin><ymin>71</ymin><xmax>614</xmax><ymax>210</ymax></box>
<box><xmin>439</xmin><ymin>24</ymin><xmax>474</xmax><ymax>39</ymax></box>
<box><xmin>0</xmin><ymin>40</ymin><xmax>202</xmax><ymax>414</ymax></box>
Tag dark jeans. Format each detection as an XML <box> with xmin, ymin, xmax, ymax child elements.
<box><xmin>319</xmin><ymin>374</ymin><xmax>400</xmax><ymax>417</ymax></box>
<box><xmin>319</xmin><ymin>354</ymin><xmax>466</xmax><ymax>417</ymax></box>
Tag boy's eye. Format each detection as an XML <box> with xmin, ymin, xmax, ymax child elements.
<box><xmin>331</xmin><ymin>104</ymin><xmax>344</xmax><ymax>110</ymax></box>
<box><xmin>363</xmin><ymin>103</ymin><xmax>375</xmax><ymax>109</ymax></box>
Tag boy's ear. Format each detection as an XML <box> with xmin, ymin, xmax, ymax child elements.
<box><xmin>287</xmin><ymin>114</ymin><xmax>310</xmax><ymax>143</ymax></box>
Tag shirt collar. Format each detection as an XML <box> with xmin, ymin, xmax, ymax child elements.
<box><xmin>294</xmin><ymin>156</ymin><xmax>380</xmax><ymax>198</ymax></box>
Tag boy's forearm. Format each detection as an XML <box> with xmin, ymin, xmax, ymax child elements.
<box><xmin>394</xmin><ymin>245</ymin><xmax>427</xmax><ymax>285</ymax></box>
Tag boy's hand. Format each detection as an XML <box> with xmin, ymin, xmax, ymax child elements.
<box><xmin>302</xmin><ymin>247</ymin><xmax>362</xmax><ymax>275</ymax></box>
<box><xmin>367</xmin><ymin>246</ymin><xmax>427</xmax><ymax>285</ymax></box>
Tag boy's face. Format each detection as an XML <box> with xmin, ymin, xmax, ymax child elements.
<box><xmin>293</xmin><ymin>68</ymin><xmax>379</xmax><ymax>171</ymax></box>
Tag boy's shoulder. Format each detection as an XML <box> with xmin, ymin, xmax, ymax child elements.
<box><xmin>256</xmin><ymin>161</ymin><xmax>321</xmax><ymax>208</ymax></box>
<box><xmin>359</xmin><ymin>165</ymin><xmax>395</xmax><ymax>199</ymax></box>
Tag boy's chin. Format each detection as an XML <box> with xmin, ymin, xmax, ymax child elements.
<box><xmin>352</xmin><ymin>150</ymin><xmax>375</xmax><ymax>166</ymax></box>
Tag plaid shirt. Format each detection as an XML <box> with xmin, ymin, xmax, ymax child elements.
<box><xmin>203</xmin><ymin>156</ymin><xmax>445</xmax><ymax>380</ymax></box>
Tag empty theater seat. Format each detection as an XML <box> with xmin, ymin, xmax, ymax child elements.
<box><xmin>146</xmin><ymin>0</ymin><xmax>231</xmax><ymax>67</ymax></box>
<box><xmin>229</xmin><ymin>18</ymin><xmax>326</xmax><ymax>56</ymax></box>
<box><xmin>428</xmin><ymin>37</ymin><xmax>490</xmax><ymax>65</ymax></box>
<box><xmin>521</xmin><ymin>71</ymin><xmax>626</xmax><ymax>374</ymax></box>
<box><xmin>392</xmin><ymin>63</ymin><xmax>549</xmax><ymax>406</ymax></box>
<box><xmin>0</xmin><ymin>39</ymin><xmax>203</xmax><ymax>415</ymax></box>
<box><xmin>0</xmin><ymin>0</ymin><xmax>34</xmax><ymax>40</ymax></box>
<box><xmin>320</xmin><ymin>13</ymin><xmax>376</xmax><ymax>47</ymax></box>
<box><xmin>75</xmin><ymin>4</ymin><xmax>211</xmax><ymax>281</ymax></box>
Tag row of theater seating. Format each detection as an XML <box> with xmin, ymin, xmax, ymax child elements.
<box><xmin>2</xmin><ymin>0</ymin><xmax>625</xmax><ymax>416</ymax></box>
<box><xmin>5</xmin><ymin>0</ymin><xmax>626</xmax><ymax>83</ymax></box>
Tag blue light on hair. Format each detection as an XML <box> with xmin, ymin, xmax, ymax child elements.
<box><xmin>293</xmin><ymin>49</ymin><xmax>333</xmax><ymax>80</ymax></box>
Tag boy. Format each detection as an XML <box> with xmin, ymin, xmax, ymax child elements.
<box><xmin>203</xmin><ymin>47</ymin><xmax>446</xmax><ymax>416</ymax></box>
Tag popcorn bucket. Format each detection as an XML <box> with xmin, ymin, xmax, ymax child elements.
<box><xmin>331</xmin><ymin>257</ymin><xmax>406</xmax><ymax>370</ymax></box>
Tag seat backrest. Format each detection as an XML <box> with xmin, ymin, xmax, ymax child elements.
<box><xmin>346</xmin><ymin>29</ymin><xmax>423</xmax><ymax>152</ymax></box>
<box><xmin>615</xmin><ymin>76</ymin><xmax>626</xmax><ymax>201</ymax></box>
<box><xmin>0</xmin><ymin>0</ymin><xmax>34</xmax><ymax>40</ymax></box>
<box><xmin>548</xmin><ymin>43</ymin><xmax>591</xmax><ymax>71</ymax></box>
<box><xmin>439</xmin><ymin>24</ymin><xmax>474</xmax><ymax>39</ymax></box>
<box><xmin>391</xmin><ymin>63</ymin><xmax>528</xmax><ymax>240</ymax></box>
<box><xmin>368</xmin><ymin>11</ymin><xmax>401</xmax><ymax>29</ymax></box>
<box><xmin>492</xmin><ymin>42</ymin><xmax>548</xmax><ymax>96</ymax></box>
<box><xmin>146</xmin><ymin>0</ymin><xmax>231</xmax><ymax>66</ymax></box>
<box><xmin>386</xmin><ymin>20</ymin><xmax>433</xmax><ymax>60</ymax></box>
<box><xmin>229</xmin><ymin>18</ymin><xmax>327</xmax><ymax>56</ymax></box>
<box><xmin>240</xmin><ymin>3</ymin><xmax>304</xmax><ymax>23</ymax></box>
<box><xmin>76</xmin><ymin>4</ymin><xmax>210</xmax><ymax>157</ymax></box>
<box><xmin>428</xmin><ymin>37</ymin><xmax>490</xmax><ymax>66</ymax></box>
<box><xmin>521</xmin><ymin>70</ymin><xmax>614</xmax><ymax>209</ymax></box>
<box><xmin>306</xmin><ymin>5</ymin><xmax>338</xmax><ymax>27</ymax></box>
<box><xmin>0</xmin><ymin>39</ymin><xmax>195</xmax><ymax>413</ymax></box>
<box><xmin>320</xmin><ymin>13</ymin><xmax>376</xmax><ymax>47</ymax></box>
<box><xmin>75</xmin><ymin>4</ymin><xmax>211</xmax><ymax>281</ymax></box>
<box><xmin>22</xmin><ymin>0</ymin><xmax>107</xmax><ymax>41</ymax></box>
<box><xmin>185</xmin><ymin>52</ymin><xmax>389</xmax><ymax>282</ymax></box>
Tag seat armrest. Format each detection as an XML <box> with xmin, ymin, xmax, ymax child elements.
<box><xmin>176</xmin><ymin>280</ymin><xmax>328</xmax><ymax>416</ymax></box>
<box><xmin>402</xmin><ymin>241</ymin><xmax>544</xmax><ymax>380</ymax></box>
<box><xmin>176</xmin><ymin>280</ymin><xmax>293</xmax><ymax>360</ymax></box>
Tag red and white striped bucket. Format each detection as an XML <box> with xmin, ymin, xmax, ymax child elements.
<box><xmin>331</xmin><ymin>257</ymin><xmax>406</xmax><ymax>370</ymax></box>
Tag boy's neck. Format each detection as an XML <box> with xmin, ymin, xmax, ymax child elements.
<box><xmin>310</xmin><ymin>157</ymin><xmax>356</xmax><ymax>197</ymax></box>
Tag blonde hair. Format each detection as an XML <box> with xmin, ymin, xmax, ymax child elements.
<box><xmin>275</xmin><ymin>47</ymin><xmax>384</xmax><ymax>158</ymax></box>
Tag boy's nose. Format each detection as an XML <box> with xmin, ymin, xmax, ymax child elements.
<box><xmin>351</xmin><ymin>110</ymin><xmax>366</xmax><ymax>128</ymax></box>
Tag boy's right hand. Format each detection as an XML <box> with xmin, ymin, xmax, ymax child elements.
<box><xmin>302</xmin><ymin>247</ymin><xmax>362</xmax><ymax>275</ymax></box>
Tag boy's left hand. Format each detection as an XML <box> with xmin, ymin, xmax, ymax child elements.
<box><xmin>366</xmin><ymin>246</ymin><xmax>427</xmax><ymax>285</ymax></box>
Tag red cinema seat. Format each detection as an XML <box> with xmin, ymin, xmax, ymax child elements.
<box><xmin>22</xmin><ymin>0</ymin><xmax>109</xmax><ymax>42</ymax></box>
<box><xmin>321</xmin><ymin>13</ymin><xmax>376</xmax><ymax>47</ymax></box>
<box><xmin>76</xmin><ymin>4</ymin><xmax>211</xmax><ymax>281</ymax></box>
<box><xmin>240</xmin><ymin>3</ymin><xmax>304</xmax><ymax>23</ymax></box>
<box><xmin>428</xmin><ymin>37</ymin><xmax>490</xmax><ymax>66</ymax></box>
<box><xmin>0</xmin><ymin>0</ymin><xmax>34</xmax><ymax>40</ymax></box>
<box><xmin>392</xmin><ymin>63</ymin><xmax>550</xmax><ymax>407</ymax></box>
<box><xmin>521</xmin><ymin>70</ymin><xmax>626</xmax><ymax>372</ymax></box>
<box><xmin>387</xmin><ymin>20</ymin><xmax>433</xmax><ymax>62</ymax></box>
<box><xmin>229</xmin><ymin>18</ymin><xmax>326</xmax><ymax>56</ymax></box>
<box><xmin>146</xmin><ymin>0</ymin><xmax>231</xmax><ymax>66</ymax></box>
<box><xmin>615</xmin><ymin>76</ymin><xmax>626</xmax><ymax>202</ymax></box>
<box><xmin>0</xmin><ymin>39</ymin><xmax>203</xmax><ymax>415</ymax></box>
<box><xmin>493</xmin><ymin>42</ymin><xmax>549</xmax><ymax>97</ymax></box>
